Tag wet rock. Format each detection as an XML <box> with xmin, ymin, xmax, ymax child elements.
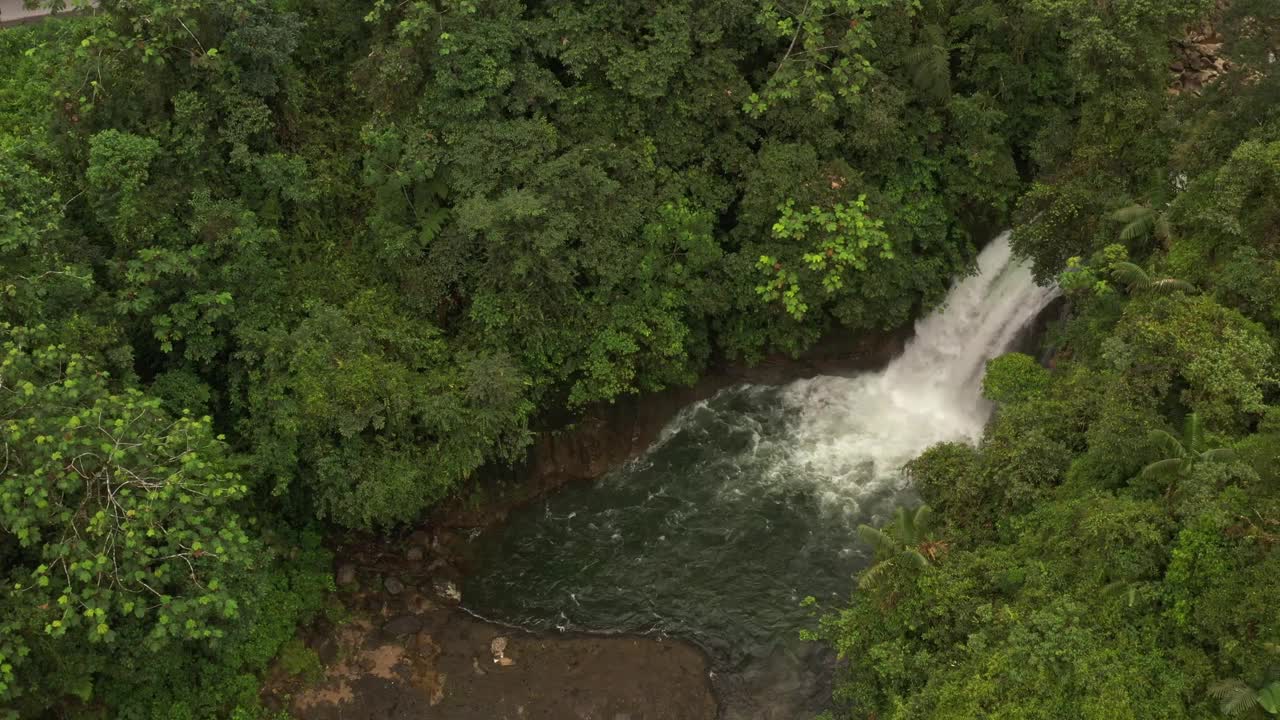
<box><xmin>383</xmin><ymin>615</ymin><xmax>422</xmax><ymax>636</ymax></box>
<box><xmin>433</xmin><ymin>579</ymin><xmax>461</xmax><ymax>604</ymax></box>
<box><xmin>384</xmin><ymin>576</ymin><xmax>406</xmax><ymax>595</ymax></box>
<box><xmin>432</xmin><ymin>529</ymin><xmax>460</xmax><ymax>551</ymax></box>
<box><xmin>406</xmin><ymin>592</ymin><xmax>436</xmax><ymax>614</ymax></box>
<box><xmin>415</xmin><ymin>631</ymin><xmax>440</xmax><ymax>659</ymax></box>
<box><xmin>490</xmin><ymin>636</ymin><xmax>508</xmax><ymax>661</ymax></box>
<box><xmin>335</xmin><ymin>562</ymin><xmax>357</xmax><ymax>587</ymax></box>
<box><xmin>312</xmin><ymin>634</ymin><xmax>340</xmax><ymax>665</ymax></box>
<box><xmin>408</xmin><ymin>529</ymin><xmax>432</xmax><ymax>548</ymax></box>
<box><xmin>406</xmin><ymin>546</ymin><xmax>425</xmax><ymax>562</ymax></box>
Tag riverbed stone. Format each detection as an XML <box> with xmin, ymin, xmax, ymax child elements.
<box><xmin>383</xmin><ymin>615</ymin><xmax>422</xmax><ymax>636</ymax></box>
<box><xmin>335</xmin><ymin>562</ymin><xmax>357</xmax><ymax>587</ymax></box>
<box><xmin>384</xmin><ymin>576</ymin><xmax>405</xmax><ymax>595</ymax></box>
<box><xmin>406</xmin><ymin>591</ymin><xmax>436</xmax><ymax>614</ymax></box>
<box><xmin>433</xmin><ymin>579</ymin><xmax>461</xmax><ymax>604</ymax></box>
<box><xmin>406</xmin><ymin>546</ymin><xmax>425</xmax><ymax>562</ymax></box>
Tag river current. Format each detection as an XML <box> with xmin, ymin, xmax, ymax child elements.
<box><xmin>462</xmin><ymin>234</ymin><xmax>1058</xmax><ymax>718</ymax></box>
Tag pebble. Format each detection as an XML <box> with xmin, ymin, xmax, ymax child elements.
<box><xmin>385</xmin><ymin>576</ymin><xmax>405</xmax><ymax>595</ymax></box>
<box><xmin>406</xmin><ymin>546</ymin><xmax>425</xmax><ymax>562</ymax></box>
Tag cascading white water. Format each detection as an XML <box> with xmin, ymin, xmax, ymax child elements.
<box><xmin>779</xmin><ymin>231</ymin><xmax>1060</xmax><ymax>517</ymax></box>
<box><xmin>464</xmin><ymin>232</ymin><xmax>1059</xmax><ymax>719</ymax></box>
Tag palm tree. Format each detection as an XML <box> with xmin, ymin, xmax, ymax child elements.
<box><xmin>856</xmin><ymin>505</ymin><xmax>945</xmax><ymax>590</ymax></box>
<box><xmin>1141</xmin><ymin>413</ymin><xmax>1236</xmax><ymax>496</ymax></box>
<box><xmin>1209</xmin><ymin>678</ymin><xmax>1280</xmax><ymax>717</ymax></box>
<box><xmin>1100</xmin><ymin>578</ymin><xmax>1142</xmax><ymax>607</ymax></box>
<box><xmin>1111</xmin><ymin>261</ymin><xmax>1196</xmax><ymax>294</ymax></box>
<box><xmin>1111</xmin><ymin>203</ymin><xmax>1175</xmax><ymax>248</ymax></box>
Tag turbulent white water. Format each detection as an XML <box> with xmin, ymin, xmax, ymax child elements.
<box><xmin>464</xmin><ymin>232</ymin><xmax>1059</xmax><ymax>718</ymax></box>
<box><xmin>777</xmin><ymin>231</ymin><xmax>1060</xmax><ymax>516</ymax></box>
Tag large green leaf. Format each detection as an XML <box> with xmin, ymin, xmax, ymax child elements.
<box><xmin>1259</xmin><ymin>681</ymin><xmax>1280</xmax><ymax>714</ymax></box>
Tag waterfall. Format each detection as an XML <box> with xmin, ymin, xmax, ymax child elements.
<box><xmin>463</xmin><ymin>231</ymin><xmax>1059</xmax><ymax>719</ymax></box>
<box><xmin>781</xmin><ymin>231</ymin><xmax>1060</xmax><ymax>516</ymax></box>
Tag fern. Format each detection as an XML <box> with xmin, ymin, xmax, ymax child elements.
<box><xmin>1210</xmin><ymin>679</ymin><xmax>1262</xmax><ymax>717</ymax></box>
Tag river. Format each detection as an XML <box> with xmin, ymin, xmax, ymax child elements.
<box><xmin>461</xmin><ymin>233</ymin><xmax>1058</xmax><ymax>718</ymax></box>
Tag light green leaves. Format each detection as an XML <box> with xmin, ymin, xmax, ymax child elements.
<box><xmin>756</xmin><ymin>196</ymin><xmax>892</xmax><ymax>320</ymax></box>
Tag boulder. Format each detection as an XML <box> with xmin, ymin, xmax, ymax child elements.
<box><xmin>335</xmin><ymin>562</ymin><xmax>357</xmax><ymax>587</ymax></box>
<box><xmin>383</xmin><ymin>615</ymin><xmax>422</xmax><ymax>636</ymax></box>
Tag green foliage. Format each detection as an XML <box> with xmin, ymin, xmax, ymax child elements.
<box><xmin>856</xmin><ymin>505</ymin><xmax>942</xmax><ymax>590</ymax></box>
<box><xmin>5</xmin><ymin>0</ymin><xmax>1279</xmax><ymax>717</ymax></box>
<box><xmin>277</xmin><ymin>637</ymin><xmax>323</xmax><ymax>683</ymax></box>
<box><xmin>746</xmin><ymin>0</ymin><xmax>887</xmax><ymax>115</ymax></box>
<box><xmin>825</xmin><ymin>17</ymin><xmax>1280</xmax><ymax>706</ymax></box>
<box><xmin>756</xmin><ymin>196</ymin><xmax>893</xmax><ymax>320</ymax></box>
<box><xmin>982</xmin><ymin>352</ymin><xmax>1050</xmax><ymax>405</ymax></box>
<box><xmin>1108</xmin><ymin>295</ymin><xmax>1276</xmax><ymax>429</ymax></box>
<box><xmin>0</xmin><ymin>326</ymin><xmax>328</xmax><ymax>717</ymax></box>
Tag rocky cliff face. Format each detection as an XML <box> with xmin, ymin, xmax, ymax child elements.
<box><xmin>1170</xmin><ymin>2</ymin><xmax>1232</xmax><ymax>95</ymax></box>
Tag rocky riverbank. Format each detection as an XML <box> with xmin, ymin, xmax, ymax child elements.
<box><xmin>262</xmin><ymin>529</ymin><xmax>717</xmax><ymax>719</ymax></box>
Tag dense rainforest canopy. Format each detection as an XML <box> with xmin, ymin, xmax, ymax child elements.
<box><xmin>0</xmin><ymin>0</ymin><xmax>1276</xmax><ymax>718</ymax></box>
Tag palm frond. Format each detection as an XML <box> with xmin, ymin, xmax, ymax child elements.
<box><xmin>1201</xmin><ymin>447</ymin><xmax>1237</xmax><ymax>464</ymax></box>
<box><xmin>858</xmin><ymin>559</ymin><xmax>893</xmax><ymax>590</ymax></box>
<box><xmin>897</xmin><ymin>505</ymin><xmax>916</xmax><ymax>544</ymax></box>
<box><xmin>1112</xmin><ymin>261</ymin><xmax>1152</xmax><ymax>289</ymax></box>
<box><xmin>1148</xmin><ymin>428</ymin><xmax>1186</xmax><ymax>458</ymax></box>
<box><xmin>1110</xmin><ymin>204</ymin><xmax>1154</xmax><ymax>224</ymax></box>
<box><xmin>912</xmin><ymin>505</ymin><xmax>935</xmax><ymax>541</ymax></box>
<box><xmin>905</xmin><ymin>25</ymin><xmax>950</xmax><ymax>101</ymax></box>
<box><xmin>1154</xmin><ymin>215</ymin><xmax>1175</xmax><ymax>242</ymax></box>
<box><xmin>1183</xmin><ymin>413</ymin><xmax>1204</xmax><ymax>451</ymax></box>
<box><xmin>1149</xmin><ymin>278</ymin><xmax>1196</xmax><ymax>293</ymax></box>
<box><xmin>858</xmin><ymin>525</ymin><xmax>898</xmax><ymax>558</ymax></box>
<box><xmin>901</xmin><ymin>549</ymin><xmax>931</xmax><ymax>571</ymax></box>
<box><xmin>1209</xmin><ymin>679</ymin><xmax>1260</xmax><ymax>717</ymax></box>
<box><xmin>1140</xmin><ymin>457</ymin><xmax>1184</xmax><ymax>480</ymax></box>
<box><xmin>1119</xmin><ymin>215</ymin><xmax>1157</xmax><ymax>243</ymax></box>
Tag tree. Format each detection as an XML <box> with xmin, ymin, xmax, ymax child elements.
<box><xmin>856</xmin><ymin>505</ymin><xmax>944</xmax><ymax>590</ymax></box>
<box><xmin>1140</xmin><ymin>413</ymin><xmax>1236</xmax><ymax>496</ymax></box>
<box><xmin>0</xmin><ymin>326</ymin><xmax>258</xmax><ymax>712</ymax></box>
